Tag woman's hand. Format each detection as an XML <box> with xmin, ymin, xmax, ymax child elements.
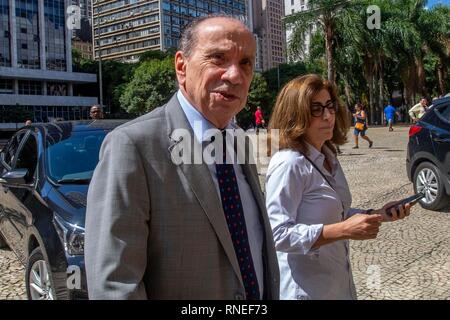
<box><xmin>372</xmin><ymin>201</ymin><xmax>412</xmax><ymax>222</ymax></box>
<box><xmin>341</xmin><ymin>213</ymin><xmax>383</xmax><ymax>240</ymax></box>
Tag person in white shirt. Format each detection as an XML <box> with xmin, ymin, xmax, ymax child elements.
<box><xmin>408</xmin><ymin>97</ymin><xmax>428</xmax><ymax>122</ymax></box>
<box><xmin>266</xmin><ymin>74</ymin><xmax>414</xmax><ymax>300</ymax></box>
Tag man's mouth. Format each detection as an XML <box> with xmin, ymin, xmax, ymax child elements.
<box><xmin>213</xmin><ymin>91</ymin><xmax>239</xmax><ymax>100</ymax></box>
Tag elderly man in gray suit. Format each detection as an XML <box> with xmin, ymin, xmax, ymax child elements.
<box><xmin>85</xmin><ymin>15</ymin><xmax>280</xmax><ymax>300</ymax></box>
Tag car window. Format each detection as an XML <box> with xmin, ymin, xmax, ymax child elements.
<box><xmin>436</xmin><ymin>104</ymin><xmax>450</xmax><ymax>122</ymax></box>
<box><xmin>2</xmin><ymin>131</ymin><xmax>27</xmax><ymax>168</ymax></box>
<box><xmin>14</xmin><ymin>134</ymin><xmax>38</xmax><ymax>182</ymax></box>
<box><xmin>46</xmin><ymin>130</ymin><xmax>107</xmax><ymax>183</ymax></box>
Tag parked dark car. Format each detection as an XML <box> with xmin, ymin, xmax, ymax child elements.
<box><xmin>406</xmin><ymin>96</ymin><xmax>450</xmax><ymax>210</ymax></box>
<box><xmin>0</xmin><ymin>120</ymin><xmax>127</xmax><ymax>299</ymax></box>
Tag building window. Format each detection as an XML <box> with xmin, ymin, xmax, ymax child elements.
<box><xmin>16</xmin><ymin>0</ymin><xmax>40</xmax><ymax>69</ymax></box>
<box><xmin>19</xmin><ymin>80</ymin><xmax>42</xmax><ymax>95</ymax></box>
<box><xmin>0</xmin><ymin>0</ymin><xmax>11</xmax><ymax>66</ymax></box>
<box><xmin>44</xmin><ymin>0</ymin><xmax>66</xmax><ymax>71</ymax></box>
<box><xmin>0</xmin><ymin>78</ymin><xmax>13</xmax><ymax>94</ymax></box>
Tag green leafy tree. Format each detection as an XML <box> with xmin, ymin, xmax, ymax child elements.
<box><xmin>119</xmin><ymin>57</ymin><xmax>177</xmax><ymax>114</ymax></box>
<box><xmin>284</xmin><ymin>0</ymin><xmax>352</xmax><ymax>83</ymax></box>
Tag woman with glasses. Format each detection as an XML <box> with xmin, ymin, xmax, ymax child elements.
<box><xmin>266</xmin><ymin>74</ymin><xmax>412</xmax><ymax>300</ymax></box>
<box><xmin>352</xmin><ymin>102</ymin><xmax>373</xmax><ymax>149</ymax></box>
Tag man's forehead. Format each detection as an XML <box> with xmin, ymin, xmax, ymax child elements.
<box><xmin>197</xmin><ymin>19</ymin><xmax>253</xmax><ymax>42</ymax></box>
<box><xmin>196</xmin><ymin>25</ymin><xmax>255</xmax><ymax>54</ymax></box>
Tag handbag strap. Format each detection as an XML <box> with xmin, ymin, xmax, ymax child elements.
<box><xmin>302</xmin><ymin>151</ymin><xmax>345</xmax><ymax>220</ymax></box>
<box><xmin>302</xmin><ymin>153</ymin><xmax>334</xmax><ymax>192</ymax></box>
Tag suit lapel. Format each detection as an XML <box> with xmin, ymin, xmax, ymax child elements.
<box><xmin>164</xmin><ymin>95</ymin><xmax>243</xmax><ymax>285</ymax></box>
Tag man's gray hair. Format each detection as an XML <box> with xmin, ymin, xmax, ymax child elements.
<box><xmin>179</xmin><ymin>14</ymin><xmax>250</xmax><ymax>58</ymax></box>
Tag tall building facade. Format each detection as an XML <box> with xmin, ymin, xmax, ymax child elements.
<box><xmin>93</xmin><ymin>0</ymin><xmax>248</xmax><ymax>62</ymax></box>
<box><xmin>284</xmin><ymin>0</ymin><xmax>313</xmax><ymax>61</ymax></box>
<box><xmin>251</xmin><ymin>0</ymin><xmax>285</xmax><ymax>71</ymax></box>
<box><xmin>71</xmin><ymin>0</ymin><xmax>93</xmax><ymax>42</ymax></box>
<box><xmin>0</xmin><ymin>0</ymin><xmax>97</xmax><ymax>123</ymax></box>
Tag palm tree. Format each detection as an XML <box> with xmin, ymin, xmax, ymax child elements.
<box><xmin>415</xmin><ymin>4</ymin><xmax>450</xmax><ymax>96</ymax></box>
<box><xmin>284</xmin><ymin>0</ymin><xmax>352</xmax><ymax>83</ymax></box>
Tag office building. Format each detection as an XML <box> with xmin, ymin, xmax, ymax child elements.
<box><xmin>251</xmin><ymin>0</ymin><xmax>285</xmax><ymax>71</ymax></box>
<box><xmin>284</xmin><ymin>0</ymin><xmax>313</xmax><ymax>60</ymax></box>
<box><xmin>93</xmin><ymin>0</ymin><xmax>248</xmax><ymax>62</ymax></box>
<box><xmin>0</xmin><ymin>0</ymin><xmax>97</xmax><ymax>123</ymax></box>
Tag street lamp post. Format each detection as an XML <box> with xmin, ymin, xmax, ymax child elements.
<box><xmin>98</xmin><ymin>42</ymin><xmax>103</xmax><ymax>107</ymax></box>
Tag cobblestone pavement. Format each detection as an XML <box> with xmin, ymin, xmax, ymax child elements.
<box><xmin>0</xmin><ymin>125</ymin><xmax>448</xmax><ymax>299</ymax></box>
<box><xmin>0</xmin><ymin>248</ymin><xmax>26</xmax><ymax>299</ymax></box>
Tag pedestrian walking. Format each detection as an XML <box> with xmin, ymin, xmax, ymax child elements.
<box><xmin>255</xmin><ymin>106</ymin><xmax>265</xmax><ymax>134</ymax></box>
<box><xmin>383</xmin><ymin>102</ymin><xmax>398</xmax><ymax>132</ymax></box>
<box><xmin>352</xmin><ymin>103</ymin><xmax>373</xmax><ymax>149</ymax></box>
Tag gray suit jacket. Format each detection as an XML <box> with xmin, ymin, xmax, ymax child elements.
<box><xmin>85</xmin><ymin>94</ymin><xmax>279</xmax><ymax>299</ymax></box>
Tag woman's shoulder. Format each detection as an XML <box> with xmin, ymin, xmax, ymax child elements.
<box><xmin>267</xmin><ymin>149</ymin><xmax>310</xmax><ymax>175</ymax></box>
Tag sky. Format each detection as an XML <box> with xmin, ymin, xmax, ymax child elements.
<box><xmin>426</xmin><ymin>0</ymin><xmax>450</xmax><ymax>8</ymax></box>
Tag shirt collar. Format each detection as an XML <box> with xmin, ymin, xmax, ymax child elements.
<box><xmin>305</xmin><ymin>142</ymin><xmax>338</xmax><ymax>174</ymax></box>
<box><xmin>177</xmin><ymin>90</ymin><xmax>235</xmax><ymax>143</ymax></box>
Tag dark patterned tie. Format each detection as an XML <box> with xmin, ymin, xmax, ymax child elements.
<box><xmin>215</xmin><ymin>131</ymin><xmax>260</xmax><ymax>300</ymax></box>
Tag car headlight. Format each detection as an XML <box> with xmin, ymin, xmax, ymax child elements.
<box><xmin>53</xmin><ymin>214</ymin><xmax>85</xmax><ymax>256</ymax></box>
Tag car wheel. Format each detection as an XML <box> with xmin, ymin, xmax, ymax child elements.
<box><xmin>25</xmin><ymin>247</ymin><xmax>56</xmax><ymax>300</ymax></box>
<box><xmin>414</xmin><ymin>162</ymin><xmax>450</xmax><ymax>211</ymax></box>
<box><xmin>0</xmin><ymin>233</ymin><xmax>8</xmax><ymax>249</ymax></box>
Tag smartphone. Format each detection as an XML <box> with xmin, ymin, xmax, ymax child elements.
<box><xmin>385</xmin><ymin>193</ymin><xmax>425</xmax><ymax>216</ymax></box>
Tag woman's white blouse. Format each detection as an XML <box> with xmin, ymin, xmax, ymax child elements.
<box><xmin>265</xmin><ymin>145</ymin><xmax>358</xmax><ymax>300</ymax></box>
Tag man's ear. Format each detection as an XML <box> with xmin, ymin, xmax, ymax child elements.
<box><xmin>175</xmin><ymin>51</ymin><xmax>187</xmax><ymax>86</ymax></box>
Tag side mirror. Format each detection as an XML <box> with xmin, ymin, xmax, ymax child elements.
<box><xmin>0</xmin><ymin>168</ymin><xmax>29</xmax><ymax>186</ymax></box>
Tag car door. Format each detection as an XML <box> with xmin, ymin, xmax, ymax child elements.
<box><xmin>0</xmin><ymin>129</ymin><xmax>29</xmax><ymax>255</ymax></box>
<box><xmin>431</xmin><ymin>103</ymin><xmax>450</xmax><ymax>178</ymax></box>
<box><xmin>3</xmin><ymin>131</ymin><xmax>39</xmax><ymax>262</ymax></box>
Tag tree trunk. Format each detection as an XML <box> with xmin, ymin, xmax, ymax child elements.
<box><xmin>379</xmin><ymin>60</ymin><xmax>384</xmax><ymax>125</ymax></box>
<box><xmin>343</xmin><ymin>79</ymin><xmax>352</xmax><ymax>110</ymax></box>
<box><xmin>325</xmin><ymin>23</ymin><xmax>335</xmax><ymax>83</ymax></box>
<box><xmin>369</xmin><ymin>72</ymin><xmax>375</xmax><ymax>125</ymax></box>
<box><xmin>437</xmin><ymin>57</ymin><xmax>445</xmax><ymax>95</ymax></box>
<box><xmin>415</xmin><ymin>55</ymin><xmax>427</xmax><ymax>97</ymax></box>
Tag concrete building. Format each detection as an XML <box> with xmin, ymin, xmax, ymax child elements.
<box><xmin>0</xmin><ymin>0</ymin><xmax>97</xmax><ymax>123</ymax></box>
<box><xmin>250</xmin><ymin>0</ymin><xmax>285</xmax><ymax>71</ymax></box>
<box><xmin>71</xmin><ymin>0</ymin><xmax>93</xmax><ymax>42</ymax></box>
<box><xmin>73</xmin><ymin>39</ymin><xmax>93</xmax><ymax>59</ymax></box>
<box><xmin>93</xmin><ymin>0</ymin><xmax>248</xmax><ymax>62</ymax></box>
<box><xmin>284</xmin><ymin>0</ymin><xmax>313</xmax><ymax>61</ymax></box>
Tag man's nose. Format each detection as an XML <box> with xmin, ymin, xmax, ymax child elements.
<box><xmin>222</xmin><ymin>63</ymin><xmax>244</xmax><ymax>85</ymax></box>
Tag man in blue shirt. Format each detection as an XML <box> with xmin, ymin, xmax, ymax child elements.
<box><xmin>384</xmin><ymin>103</ymin><xmax>398</xmax><ymax>132</ymax></box>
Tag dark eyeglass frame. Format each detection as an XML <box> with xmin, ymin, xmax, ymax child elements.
<box><xmin>310</xmin><ymin>101</ymin><xmax>338</xmax><ymax>117</ymax></box>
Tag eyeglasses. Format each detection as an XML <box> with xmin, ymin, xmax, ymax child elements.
<box><xmin>311</xmin><ymin>101</ymin><xmax>338</xmax><ymax>117</ymax></box>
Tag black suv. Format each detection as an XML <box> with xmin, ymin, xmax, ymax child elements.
<box><xmin>406</xmin><ymin>96</ymin><xmax>450</xmax><ymax>210</ymax></box>
<box><xmin>0</xmin><ymin>120</ymin><xmax>127</xmax><ymax>299</ymax></box>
